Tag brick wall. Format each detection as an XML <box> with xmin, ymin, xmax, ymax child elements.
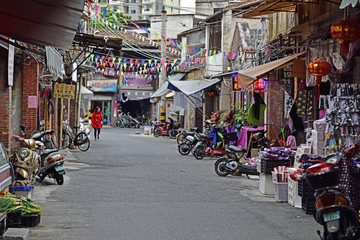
<box><xmin>0</xmin><ymin>48</ymin><xmax>11</xmax><ymax>150</ymax></box>
<box><xmin>266</xmin><ymin>72</ymin><xmax>284</xmax><ymax>143</ymax></box>
<box><xmin>22</xmin><ymin>55</ymin><xmax>39</xmax><ymax>135</ymax></box>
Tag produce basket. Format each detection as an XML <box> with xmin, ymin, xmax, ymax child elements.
<box><xmin>298</xmin><ymin>179</ymin><xmax>315</xmax><ymax>198</ymax></box>
<box><xmin>6</xmin><ymin>210</ymin><xmax>22</xmax><ymax>228</ymax></box>
<box><xmin>21</xmin><ymin>215</ymin><xmax>41</xmax><ymax>227</ymax></box>
<box><xmin>302</xmin><ymin>197</ymin><xmax>316</xmax><ymax>214</ymax></box>
<box><xmin>261</xmin><ymin>159</ymin><xmax>290</xmax><ymax>174</ymax></box>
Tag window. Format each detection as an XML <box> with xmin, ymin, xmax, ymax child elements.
<box><xmin>171</xmin><ymin>7</ymin><xmax>173</xmax><ymax>12</ymax></box>
<box><xmin>131</xmin><ymin>10</ymin><xmax>136</xmax><ymax>13</ymax></box>
<box><xmin>209</xmin><ymin>22</ymin><xmax>222</xmax><ymax>52</ymax></box>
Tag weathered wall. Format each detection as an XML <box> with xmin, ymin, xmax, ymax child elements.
<box><xmin>22</xmin><ymin>55</ymin><xmax>39</xmax><ymax>136</ymax></box>
<box><xmin>11</xmin><ymin>54</ymin><xmax>23</xmax><ymax>149</ymax></box>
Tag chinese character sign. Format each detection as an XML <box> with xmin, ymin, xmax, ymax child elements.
<box><xmin>54</xmin><ymin>84</ymin><xmax>75</xmax><ymax>99</ymax></box>
<box><xmin>90</xmin><ymin>80</ymin><xmax>117</xmax><ymax>92</ymax></box>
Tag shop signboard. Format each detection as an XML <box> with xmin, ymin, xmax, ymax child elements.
<box><xmin>121</xmin><ymin>75</ymin><xmax>152</xmax><ymax>90</ymax></box>
<box><xmin>54</xmin><ymin>84</ymin><xmax>75</xmax><ymax>99</ymax></box>
<box><xmin>278</xmin><ymin>65</ymin><xmax>294</xmax><ymax>97</ymax></box>
<box><xmin>90</xmin><ymin>80</ymin><xmax>117</xmax><ymax>92</ymax></box>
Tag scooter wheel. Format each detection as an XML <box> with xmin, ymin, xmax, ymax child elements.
<box><xmin>154</xmin><ymin>129</ymin><xmax>161</xmax><ymax>138</ymax></box>
<box><xmin>214</xmin><ymin>158</ymin><xmax>231</xmax><ymax>177</ymax></box>
<box><xmin>178</xmin><ymin>143</ymin><xmax>191</xmax><ymax>155</ymax></box>
<box><xmin>194</xmin><ymin>146</ymin><xmax>205</xmax><ymax>160</ymax></box>
<box><xmin>56</xmin><ymin>174</ymin><xmax>64</xmax><ymax>185</ymax></box>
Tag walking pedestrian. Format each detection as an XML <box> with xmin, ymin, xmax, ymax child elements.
<box><xmin>92</xmin><ymin>107</ymin><xmax>103</xmax><ymax>141</ymax></box>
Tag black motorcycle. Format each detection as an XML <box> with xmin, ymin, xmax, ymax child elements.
<box><xmin>305</xmin><ymin>148</ymin><xmax>360</xmax><ymax>240</ymax></box>
<box><xmin>214</xmin><ymin>145</ymin><xmax>258</xmax><ymax>177</ymax></box>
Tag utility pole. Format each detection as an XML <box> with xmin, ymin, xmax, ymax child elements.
<box><xmin>159</xmin><ymin>8</ymin><xmax>167</xmax><ymax>123</ymax></box>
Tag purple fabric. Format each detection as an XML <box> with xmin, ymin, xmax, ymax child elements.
<box><xmin>237</xmin><ymin>126</ymin><xmax>265</xmax><ymax>149</ymax></box>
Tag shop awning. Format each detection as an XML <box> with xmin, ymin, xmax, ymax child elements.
<box><xmin>237</xmin><ymin>53</ymin><xmax>305</xmax><ymax>89</ymax></box>
<box><xmin>243</xmin><ymin>0</ymin><xmax>297</xmax><ymax>18</ymax></box>
<box><xmin>168</xmin><ymin>78</ymin><xmax>221</xmax><ymax>95</ymax></box>
<box><xmin>150</xmin><ymin>82</ymin><xmax>170</xmax><ymax>98</ymax></box>
<box><xmin>81</xmin><ymin>86</ymin><xmax>93</xmax><ymax>96</ymax></box>
<box><xmin>0</xmin><ymin>0</ymin><xmax>85</xmax><ymax>49</ymax></box>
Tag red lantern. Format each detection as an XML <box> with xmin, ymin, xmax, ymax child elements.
<box><xmin>307</xmin><ymin>59</ymin><xmax>331</xmax><ymax>100</ymax></box>
<box><xmin>307</xmin><ymin>59</ymin><xmax>331</xmax><ymax>84</ymax></box>
<box><xmin>330</xmin><ymin>19</ymin><xmax>360</xmax><ymax>55</ymax></box>
<box><xmin>208</xmin><ymin>89</ymin><xmax>218</xmax><ymax>97</ymax></box>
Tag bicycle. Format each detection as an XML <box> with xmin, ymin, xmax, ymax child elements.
<box><xmin>62</xmin><ymin>120</ymin><xmax>90</xmax><ymax>152</ymax></box>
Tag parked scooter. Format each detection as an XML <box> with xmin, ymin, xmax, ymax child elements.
<box><xmin>79</xmin><ymin>115</ymin><xmax>91</xmax><ymax>136</ymax></box>
<box><xmin>153</xmin><ymin>118</ymin><xmax>179</xmax><ymax>139</ymax></box>
<box><xmin>10</xmin><ymin>135</ymin><xmax>43</xmax><ymax>181</ymax></box>
<box><xmin>30</xmin><ymin>130</ymin><xmax>65</xmax><ymax>185</ymax></box>
<box><xmin>304</xmin><ymin>146</ymin><xmax>360</xmax><ymax>240</ymax></box>
<box><xmin>178</xmin><ymin>131</ymin><xmax>204</xmax><ymax>155</ymax></box>
<box><xmin>192</xmin><ymin>126</ymin><xmax>228</xmax><ymax>160</ymax></box>
<box><xmin>214</xmin><ymin>145</ymin><xmax>257</xmax><ymax>177</ymax></box>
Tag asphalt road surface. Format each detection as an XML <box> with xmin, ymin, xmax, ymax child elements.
<box><xmin>30</xmin><ymin>127</ymin><xmax>319</xmax><ymax>240</ymax></box>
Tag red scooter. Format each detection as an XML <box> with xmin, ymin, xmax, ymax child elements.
<box><xmin>153</xmin><ymin>118</ymin><xmax>179</xmax><ymax>139</ymax></box>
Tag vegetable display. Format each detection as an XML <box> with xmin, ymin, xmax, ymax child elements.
<box><xmin>0</xmin><ymin>195</ymin><xmax>42</xmax><ymax>215</ymax></box>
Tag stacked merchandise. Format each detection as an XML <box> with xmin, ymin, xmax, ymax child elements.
<box><xmin>258</xmin><ymin>147</ymin><xmax>292</xmax><ymax>195</ymax></box>
<box><xmin>326</xmin><ymin>83</ymin><xmax>360</xmax><ymax>148</ymax></box>
<box><xmin>311</xmin><ymin>119</ymin><xmax>327</xmax><ymax>156</ymax></box>
<box><xmin>259</xmin><ymin>147</ymin><xmax>292</xmax><ymax>174</ymax></box>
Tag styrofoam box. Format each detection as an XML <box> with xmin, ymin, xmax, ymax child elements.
<box><xmin>313</xmin><ymin>119</ymin><xmax>327</xmax><ymax>132</ymax></box>
<box><xmin>313</xmin><ymin>149</ymin><xmax>325</xmax><ymax>156</ymax></box>
<box><xmin>259</xmin><ymin>173</ymin><xmax>274</xmax><ymax>195</ymax></box>
<box><xmin>288</xmin><ymin>178</ymin><xmax>301</xmax><ymax>208</ymax></box>
<box><xmin>302</xmin><ymin>146</ymin><xmax>311</xmax><ymax>154</ymax></box>
<box><xmin>312</xmin><ymin>130</ymin><xmax>325</xmax><ymax>141</ymax></box>
<box><xmin>312</xmin><ymin>140</ymin><xmax>325</xmax><ymax>151</ymax></box>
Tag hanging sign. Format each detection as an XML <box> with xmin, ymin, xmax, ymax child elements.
<box><xmin>54</xmin><ymin>84</ymin><xmax>75</xmax><ymax>99</ymax></box>
<box><xmin>90</xmin><ymin>79</ymin><xmax>117</xmax><ymax>92</ymax></box>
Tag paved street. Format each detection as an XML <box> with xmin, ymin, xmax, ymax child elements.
<box><xmin>30</xmin><ymin>127</ymin><xmax>319</xmax><ymax>240</ymax></box>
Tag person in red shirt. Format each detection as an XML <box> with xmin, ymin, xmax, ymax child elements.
<box><xmin>92</xmin><ymin>107</ymin><xmax>103</xmax><ymax>140</ymax></box>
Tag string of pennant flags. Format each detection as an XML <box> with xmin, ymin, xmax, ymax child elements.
<box><xmin>81</xmin><ymin>49</ymin><xmax>252</xmax><ymax>77</ymax></box>
<box><xmin>85</xmin><ymin>2</ymin><xmax>263</xmax><ymax>76</ymax></box>
<box><xmin>90</xmin><ymin>7</ymin><xmax>256</xmax><ymax>61</ymax></box>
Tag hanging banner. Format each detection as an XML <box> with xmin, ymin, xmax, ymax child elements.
<box><xmin>54</xmin><ymin>84</ymin><xmax>75</xmax><ymax>99</ymax></box>
<box><xmin>8</xmin><ymin>42</ymin><xmax>14</xmax><ymax>86</ymax></box>
<box><xmin>121</xmin><ymin>75</ymin><xmax>153</xmax><ymax>90</ymax></box>
<box><xmin>90</xmin><ymin>80</ymin><xmax>117</xmax><ymax>92</ymax></box>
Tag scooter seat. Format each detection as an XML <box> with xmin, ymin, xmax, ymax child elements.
<box><xmin>228</xmin><ymin>145</ymin><xmax>247</xmax><ymax>153</ymax></box>
<box><xmin>42</xmin><ymin>149</ymin><xmax>58</xmax><ymax>155</ymax></box>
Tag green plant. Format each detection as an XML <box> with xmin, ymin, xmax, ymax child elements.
<box><xmin>233</xmin><ymin>102</ymin><xmax>249</xmax><ymax>126</ymax></box>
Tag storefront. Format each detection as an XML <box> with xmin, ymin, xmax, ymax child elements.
<box><xmin>89</xmin><ymin>78</ymin><xmax>117</xmax><ymax>126</ymax></box>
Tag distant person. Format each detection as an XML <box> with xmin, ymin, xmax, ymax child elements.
<box><xmin>92</xmin><ymin>107</ymin><xmax>103</xmax><ymax>140</ymax></box>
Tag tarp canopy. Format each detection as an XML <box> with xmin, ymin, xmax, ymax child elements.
<box><xmin>150</xmin><ymin>82</ymin><xmax>169</xmax><ymax>98</ymax></box>
<box><xmin>237</xmin><ymin>53</ymin><xmax>305</xmax><ymax>89</ymax></box>
<box><xmin>0</xmin><ymin>0</ymin><xmax>85</xmax><ymax>49</ymax></box>
<box><xmin>168</xmin><ymin>78</ymin><xmax>221</xmax><ymax>95</ymax></box>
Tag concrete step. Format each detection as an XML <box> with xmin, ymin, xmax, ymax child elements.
<box><xmin>3</xmin><ymin>228</ymin><xmax>29</xmax><ymax>240</ymax></box>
